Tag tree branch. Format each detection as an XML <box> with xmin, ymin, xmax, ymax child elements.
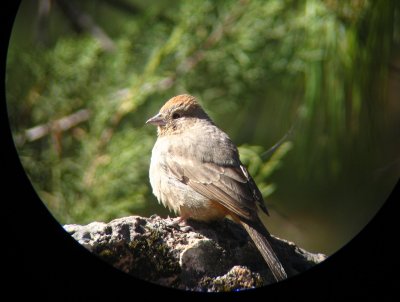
<box><xmin>55</xmin><ymin>0</ymin><xmax>116</xmax><ymax>52</ymax></box>
<box><xmin>15</xmin><ymin>109</ymin><xmax>91</xmax><ymax>147</ymax></box>
<box><xmin>102</xmin><ymin>0</ymin><xmax>173</xmax><ymax>24</ymax></box>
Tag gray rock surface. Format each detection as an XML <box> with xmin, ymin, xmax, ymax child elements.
<box><xmin>64</xmin><ymin>215</ymin><xmax>326</xmax><ymax>292</ymax></box>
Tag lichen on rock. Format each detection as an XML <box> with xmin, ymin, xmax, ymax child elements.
<box><xmin>64</xmin><ymin>215</ymin><xmax>325</xmax><ymax>291</ymax></box>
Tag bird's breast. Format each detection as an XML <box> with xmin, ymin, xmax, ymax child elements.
<box><xmin>149</xmin><ymin>136</ymin><xmax>227</xmax><ymax>221</ymax></box>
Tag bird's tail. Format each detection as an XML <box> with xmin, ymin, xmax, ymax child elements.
<box><xmin>240</xmin><ymin>219</ymin><xmax>287</xmax><ymax>282</ymax></box>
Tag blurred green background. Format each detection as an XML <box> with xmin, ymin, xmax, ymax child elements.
<box><xmin>6</xmin><ymin>0</ymin><xmax>399</xmax><ymax>255</ymax></box>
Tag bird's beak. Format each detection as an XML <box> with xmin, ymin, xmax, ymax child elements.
<box><xmin>146</xmin><ymin>113</ymin><xmax>166</xmax><ymax>126</ymax></box>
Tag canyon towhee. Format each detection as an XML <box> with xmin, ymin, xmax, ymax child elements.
<box><xmin>146</xmin><ymin>94</ymin><xmax>287</xmax><ymax>281</ymax></box>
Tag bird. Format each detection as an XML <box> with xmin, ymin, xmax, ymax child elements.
<box><xmin>146</xmin><ymin>94</ymin><xmax>287</xmax><ymax>282</ymax></box>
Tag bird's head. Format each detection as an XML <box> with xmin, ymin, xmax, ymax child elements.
<box><xmin>146</xmin><ymin>94</ymin><xmax>211</xmax><ymax>136</ymax></box>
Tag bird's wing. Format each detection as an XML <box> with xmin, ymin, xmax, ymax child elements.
<box><xmin>166</xmin><ymin>155</ymin><xmax>267</xmax><ymax>221</ymax></box>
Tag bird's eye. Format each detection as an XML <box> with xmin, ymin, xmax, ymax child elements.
<box><xmin>172</xmin><ymin>112</ymin><xmax>181</xmax><ymax>119</ymax></box>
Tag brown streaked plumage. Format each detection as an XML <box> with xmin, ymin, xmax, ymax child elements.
<box><xmin>146</xmin><ymin>94</ymin><xmax>287</xmax><ymax>282</ymax></box>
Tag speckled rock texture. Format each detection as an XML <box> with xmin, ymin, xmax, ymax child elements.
<box><xmin>64</xmin><ymin>215</ymin><xmax>325</xmax><ymax>292</ymax></box>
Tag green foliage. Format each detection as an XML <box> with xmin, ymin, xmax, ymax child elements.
<box><xmin>6</xmin><ymin>0</ymin><xmax>399</xmax><ymax>253</ymax></box>
<box><xmin>239</xmin><ymin>142</ymin><xmax>293</xmax><ymax>198</ymax></box>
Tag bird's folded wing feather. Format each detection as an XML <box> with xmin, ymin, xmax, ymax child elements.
<box><xmin>165</xmin><ymin>156</ymin><xmax>266</xmax><ymax>220</ymax></box>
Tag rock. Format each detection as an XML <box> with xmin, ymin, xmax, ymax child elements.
<box><xmin>64</xmin><ymin>215</ymin><xmax>325</xmax><ymax>292</ymax></box>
